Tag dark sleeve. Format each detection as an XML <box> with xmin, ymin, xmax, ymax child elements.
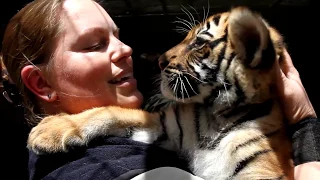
<box><xmin>28</xmin><ymin>136</ymin><xmax>190</xmax><ymax>180</ymax></box>
<box><xmin>290</xmin><ymin>117</ymin><xmax>320</xmax><ymax>166</ymax></box>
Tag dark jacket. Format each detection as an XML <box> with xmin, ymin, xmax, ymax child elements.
<box><xmin>28</xmin><ymin>136</ymin><xmax>190</xmax><ymax>180</ymax></box>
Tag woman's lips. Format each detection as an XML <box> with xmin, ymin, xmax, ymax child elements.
<box><xmin>108</xmin><ymin>72</ymin><xmax>132</xmax><ymax>84</ymax></box>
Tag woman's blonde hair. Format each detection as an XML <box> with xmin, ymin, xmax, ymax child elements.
<box><xmin>1</xmin><ymin>0</ymin><xmax>64</xmax><ymax>126</ymax></box>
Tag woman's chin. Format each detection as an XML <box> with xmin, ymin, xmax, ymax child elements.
<box><xmin>118</xmin><ymin>91</ymin><xmax>144</xmax><ymax>109</ymax></box>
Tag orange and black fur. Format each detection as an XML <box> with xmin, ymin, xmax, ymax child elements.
<box><xmin>28</xmin><ymin>7</ymin><xmax>294</xmax><ymax>180</ymax></box>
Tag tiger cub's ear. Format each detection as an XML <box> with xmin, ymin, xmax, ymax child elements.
<box><xmin>228</xmin><ymin>7</ymin><xmax>276</xmax><ymax>69</ymax></box>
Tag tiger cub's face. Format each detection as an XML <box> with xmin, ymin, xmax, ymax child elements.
<box><xmin>159</xmin><ymin>7</ymin><xmax>284</xmax><ymax>106</ymax></box>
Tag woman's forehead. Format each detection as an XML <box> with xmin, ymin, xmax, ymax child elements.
<box><xmin>61</xmin><ymin>0</ymin><xmax>116</xmax><ymax>32</ymax></box>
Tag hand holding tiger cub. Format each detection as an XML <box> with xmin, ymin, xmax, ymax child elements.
<box><xmin>275</xmin><ymin>50</ymin><xmax>320</xmax><ymax>180</ymax></box>
<box><xmin>275</xmin><ymin>50</ymin><xmax>317</xmax><ymax>124</ymax></box>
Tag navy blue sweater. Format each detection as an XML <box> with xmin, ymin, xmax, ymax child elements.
<box><xmin>28</xmin><ymin>136</ymin><xmax>190</xmax><ymax>180</ymax></box>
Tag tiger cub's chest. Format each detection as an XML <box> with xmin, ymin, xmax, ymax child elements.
<box><xmin>185</xmin><ymin>102</ymin><xmax>288</xmax><ymax>180</ymax></box>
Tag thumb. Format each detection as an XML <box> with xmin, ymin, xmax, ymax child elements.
<box><xmin>274</xmin><ymin>59</ymin><xmax>287</xmax><ymax>97</ymax></box>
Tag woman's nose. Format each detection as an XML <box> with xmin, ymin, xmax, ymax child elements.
<box><xmin>110</xmin><ymin>39</ymin><xmax>133</xmax><ymax>63</ymax></box>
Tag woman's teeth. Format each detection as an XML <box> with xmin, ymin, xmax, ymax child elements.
<box><xmin>109</xmin><ymin>76</ymin><xmax>130</xmax><ymax>84</ymax></box>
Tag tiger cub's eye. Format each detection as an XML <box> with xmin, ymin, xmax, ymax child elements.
<box><xmin>193</xmin><ymin>37</ymin><xmax>207</xmax><ymax>48</ymax></box>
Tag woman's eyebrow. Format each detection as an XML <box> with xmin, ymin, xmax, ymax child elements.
<box><xmin>78</xmin><ymin>27</ymin><xmax>106</xmax><ymax>37</ymax></box>
<box><xmin>69</xmin><ymin>27</ymin><xmax>106</xmax><ymax>48</ymax></box>
<box><xmin>73</xmin><ymin>27</ymin><xmax>106</xmax><ymax>44</ymax></box>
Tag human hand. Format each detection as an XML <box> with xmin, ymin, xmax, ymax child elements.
<box><xmin>275</xmin><ymin>50</ymin><xmax>317</xmax><ymax>124</ymax></box>
<box><xmin>294</xmin><ymin>162</ymin><xmax>320</xmax><ymax>180</ymax></box>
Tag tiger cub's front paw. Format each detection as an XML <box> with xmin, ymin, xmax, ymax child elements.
<box><xmin>27</xmin><ymin>114</ymin><xmax>86</xmax><ymax>155</ymax></box>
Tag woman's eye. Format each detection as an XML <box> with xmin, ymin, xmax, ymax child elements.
<box><xmin>84</xmin><ymin>41</ymin><xmax>106</xmax><ymax>51</ymax></box>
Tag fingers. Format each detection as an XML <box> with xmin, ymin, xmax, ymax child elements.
<box><xmin>274</xmin><ymin>59</ymin><xmax>286</xmax><ymax>97</ymax></box>
<box><xmin>279</xmin><ymin>49</ymin><xmax>296</xmax><ymax>74</ymax></box>
<box><xmin>279</xmin><ymin>49</ymin><xmax>302</xmax><ymax>83</ymax></box>
<box><xmin>275</xmin><ymin>58</ymin><xmax>285</xmax><ymax>80</ymax></box>
<box><xmin>281</xmin><ymin>49</ymin><xmax>294</xmax><ymax>67</ymax></box>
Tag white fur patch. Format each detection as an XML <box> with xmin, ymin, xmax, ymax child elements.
<box><xmin>193</xmin><ymin>64</ymin><xmax>207</xmax><ymax>80</ymax></box>
<box><xmin>203</xmin><ymin>59</ymin><xmax>217</xmax><ymax>69</ymax></box>
<box><xmin>131</xmin><ymin>129</ymin><xmax>159</xmax><ymax>144</ymax></box>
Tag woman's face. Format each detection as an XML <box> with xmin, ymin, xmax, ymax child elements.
<box><xmin>50</xmin><ymin>0</ymin><xmax>143</xmax><ymax>113</ymax></box>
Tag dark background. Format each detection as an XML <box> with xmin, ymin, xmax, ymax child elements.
<box><xmin>1</xmin><ymin>0</ymin><xmax>317</xmax><ymax>179</ymax></box>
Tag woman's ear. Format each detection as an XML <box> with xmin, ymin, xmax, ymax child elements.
<box><xmin>21</xmin><ymin>65</ymin><xmax>57</xmax><ymax>102</ymax></box>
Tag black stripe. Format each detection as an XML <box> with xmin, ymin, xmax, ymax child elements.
<box><xmin>208</xmin><ymin>100</ymin><xmax>274</xmax><ymax>150</ymax></box>
<box><xmin>224</xmin><ymin>25</ymin><xmax>228</xmax><ymax>36</ymax></box>
<box><xmin>221</xmin><ymin>51</ymin><xmax>237</xmax><ymax>106</ymax></box>
<box><xmin>261</xmin><ymin>175</ymin><xmax>285</xmax><ymax>180</ymax></box>
<box><xmin>199</xmin><ymin>36</ymin><xmax>227</xmax><ymax>83</ymax></box>
<box><xmin>174</xmin><ymin>107</ymin><xmax>184</xmax><ymax>149</ymax></box>
<box><xmin>233</xmin><ymin>76</ymin><xmax>246</xmax><ymax>106</ymax></box>
<box><xmin>232</xmin><ymin>149</ymin><xmax>273</xmax><ymax>177</ymax></box>
<box><xmin>176</xmin><ymin>64</ymin><xmax>183</xmax><ymax>71</ymax></box>
<box><xmin>197</xmin><ymin>107</ymin><xmax>215</xmax><ymax>149</ymax></box>
<box><xmin>202</xmin><ymin>85</ymin><xmax>226</xmax><ymax>106</ymax></box>
<box><xmin>156</xmin><ymin>112</ymin><xmax>168</xmax><ymax>142</ymax></box>
<box><xmin>195</xmin><ymin>37</ymin><xmax>208</xmax><ymax>45</ymax></box>
<box><xmin>217</xmin><ymin>43</ymin><xmax>227</xmax><ymax>62</ymax></box>
<box><xmin>202</xmin><ymin>31</ymin><xmax>213</xmax><ymax>37</ymax></box>
<box><xmin>206</xmin><ymin>21</ymin><xmax>210</xmax><ymax>30</ymax></box>
<box><xmin>233</xmin><ymin>134</ymin><xmax>266</xmax><ymax>153</ymax></box>
<box><xmin>202</xmin><ymin>64</ymin><xmax>219</xmax><ymax>83</ymax></box>
<box><xmin>232</xmin><ymin>129</ymin><xmax>281</xmax><ymax>154</ymax></box>
<box><xmin>194</xmin><ymin>104</ymin><xmax>201</xmax><ymax>143</ymax></box>
<box><xmin>202</xmin><ymin>51</ymin><xmax>210</xmax><ymax>59</ymax></box>
<box><xmin>209</xmin><ymin>36</ymin><xmax>226</xmax><ymax>49</ymax></box>
<box><xmin>164</xmin><ymin>69</ymin><xmax>171</xmax><ymax>74</ymax></box>
<box><xmin>198</xmin><ymin>136</ymin><xmax>212</xmax><ymax>149</ymax></box>
<box><xmin>206</xmin><ymin>108</ymin><xmax>214</xmax><ymax>129</ymax></box>
<box><xmin>213</xmin><ymin>14</ymin><xmax>221</xmax><ymax>26</ymax></box>
<box><xmin>222</xmin><ymin>52</ymin><xmax>235</xmax><ymax>94</ymax></box>
<box><xmin>213</xmin><ymin>43</ymin><xmax>227</xmax><ymax>82</ymax></box>
<box><xmin>225</xmin><ymin>52</ymin><xmax>236</xmax><ymax>72</ymax></box>
<box><xmin>256</xmin><ymin>37</ymin><xmax>276</xmax><ymax>69</ymax></box>
<box><xmin>205</xmin><ymin>42</ymin><xmax>227</xmax><ymax>83</ymax></box>
<box><xmin>125</xmin><ymin>127</ymin><xmax>134</xmax><ymax>138</ymax></box>
<box><xmin>186</xmin><ymin>58</ymin><xmax>194</xmax><ymax>69</ymax></box>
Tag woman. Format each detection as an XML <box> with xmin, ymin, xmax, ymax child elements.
<box><xmin>2</xmin><ymin>0</ymin><xmax>192</xmax><ymax>179</ymax></box>
<box><xmin>1</xmin><ymin>0</ymin><xmax>319</xmax><ymax>179</ymax></box>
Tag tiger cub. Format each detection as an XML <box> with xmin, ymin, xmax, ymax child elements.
<box><xmin>28</xmin><ymin>6</ymin><xmax>294</xmax><ymax>180</ymax></box>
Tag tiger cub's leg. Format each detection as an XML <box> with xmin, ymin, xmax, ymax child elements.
<box><xmin>27</xmin><ymin>106</ymin><xmax>161</xmax><ymax>154</ymax></box>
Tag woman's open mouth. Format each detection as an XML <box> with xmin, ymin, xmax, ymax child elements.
<box><xmin>108</xmin><ymin>72</ymin><xmax>137</xmax><ymax>88</ymax></box>
<box><xmin>109</xmin><ymin>76</ymin><xmax>131</xmax><ymax>84</ymax></box>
